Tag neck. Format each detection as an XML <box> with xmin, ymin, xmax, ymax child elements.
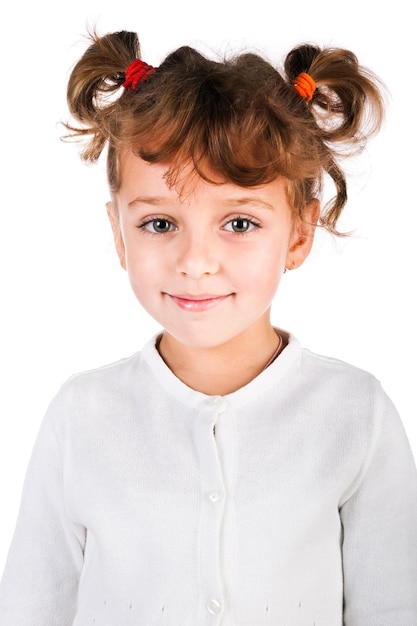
<box><xmin>157</xmin><ymin>321</ymin><xmax>281</xmax><ymax>395</ymax></box>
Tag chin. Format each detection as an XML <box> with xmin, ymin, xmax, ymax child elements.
<box><xmin>163</xmin><ymin>324</ymin><xmax>250</xmax><ymax>351</ymax></box>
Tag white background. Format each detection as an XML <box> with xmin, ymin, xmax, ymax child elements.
<box><xmin>0</xmin><ymin>0</ymin><xmax>415</xmax><ymax>571</ymax></box>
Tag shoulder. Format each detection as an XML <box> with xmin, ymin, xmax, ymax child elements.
<box><xmin>281</xmin><ymin>335</ymin><xmax>394</xmax><ymax>417</ymax></box>
<box><xmin>299</xmin><ymin>344</ymin><xmax>382</xmax><ymax>392</ymax></box>
<box><xmin>50</xmin><ymin>351</ymin><xmax>144</xmax><ymax>409</ymax></box>
<box><xmin>278</xmin><ymin>330</ymin><xmax>380</xmax><ymax>390</ymax></box>
<box><xmin>293</xmin><ymin>342</ymin><xmax>398</xmax><ymax>431</ymax></box>
<box><xmin>64</xmin><ymin>350</ymin><xmax>144</xmax><ymax>393</ymax></box>
<box><xmin>45</xmin><ymin>345</ymin><xmax>155</xmax><ymax>430</ymax></box>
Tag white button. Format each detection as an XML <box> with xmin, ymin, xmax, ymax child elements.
<box><xmin>208</xmin><ymin>490</ymin><xmax>224</xmax><ymax>503</ymax></box>
<box><xmin>206</xmin><ymin>598</ymin><xmax>222</xmax><ymax>614</ymax></box>
<box><xmin>210</xmin><ymin>396</ymin><xmax>228</xmax><ymax>415</ymax></box>
<box><xmin>208</xmin><ymin>396</ymin><xmax>228</xmax><ymax>413</ymax></box>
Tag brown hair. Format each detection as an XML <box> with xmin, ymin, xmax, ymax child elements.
<box><xmin>64</xmin><ymin>30</ymin><xmax>385</xmax><ymax>234</ymax></box>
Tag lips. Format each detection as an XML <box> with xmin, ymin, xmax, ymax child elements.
<box><xmin>167</xmin><ymin>293</ymin><xmax>231</xmax><ymax>312</ymax></box>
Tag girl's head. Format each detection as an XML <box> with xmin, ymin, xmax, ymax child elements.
<box><xmin>64</xmin><ymin>31</ymin><xmax>385</xmax><ymax>351</ymax></box>
<box><xmin>65</xmin><ymin>30</ymin><xmax>385</xmax><ymax>235</ymax></box>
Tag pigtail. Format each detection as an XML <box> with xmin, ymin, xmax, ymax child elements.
<box><xmin>284</xmin><ymin>44</ymin><xmax>385</xmax><ymax>232</ymax></box>
<box><xmin>285</xmin><ymin>44</ymin><xmax>385</xmax><ymax>143</ymax></box>
<box><xmin>64</xmin><ymin>31</ymin><xmax>141</xmax><ymax>162</ymax></box>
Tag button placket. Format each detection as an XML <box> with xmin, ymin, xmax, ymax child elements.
<box><xmin>208</xmin><ymin>398</ymin><xmax>227</xmax><ymax>509</ymax></box>
<box><xmin>196</xmin><ymin>397</ymin><xmax>230</xmax><ymax>622</ymax></box>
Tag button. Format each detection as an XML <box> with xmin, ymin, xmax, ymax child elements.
<box><xmin>208</xmin><ymin>396</ymin><xmax>228</xmax><ymax>413</ymax></box>
<box><xmin>209</xmin><ymin>396</ymin><xmax>224</xmax><ymax>406</ymax></box>
<box><xmin>206</xmin><ymin>598</ymin><xmax>222</xmax><ymax>615</ymax></box>
<box><xmin>208</xmin><ymin>490</ymin><xmax>224</xmax><ymax>503</ymax></box>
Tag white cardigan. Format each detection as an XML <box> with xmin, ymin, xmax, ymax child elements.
<box><xmin>1</xmin><ymin>334</ymin><xmax>416</xmax><ymax>625</ymax></box>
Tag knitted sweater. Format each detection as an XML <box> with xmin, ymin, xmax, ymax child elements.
<box><xmin>0</xmin><ymin>334</ymin><xmax>416</xmax><ymax>625</ymax></box>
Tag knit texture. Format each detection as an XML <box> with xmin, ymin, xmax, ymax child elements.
<box><xmin>1</xmin><ymin>333</ymin><xmax>416</xmax><ymax>625</ymax></box>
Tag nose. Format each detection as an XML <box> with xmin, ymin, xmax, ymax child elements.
<box><xmin>175</xmin><ymin>228</ymin><xmax>220</xmax><ymax>279</ymax></box>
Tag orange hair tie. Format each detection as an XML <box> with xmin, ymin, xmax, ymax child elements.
<box><xmin>293</xmin><ymin>72</ymin><xmax>316</xmax><ymax>102</ymax></box>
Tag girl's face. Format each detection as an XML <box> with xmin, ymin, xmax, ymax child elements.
<box><xmin>109</xmin><ymin>152</ymin><xmax>318</xmax><ymax>350</ymax></box>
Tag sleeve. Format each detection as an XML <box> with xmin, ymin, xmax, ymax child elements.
<box><xmin>340</xmin><ymin>385</ymin><xmax>417</xmax><ymax>625</ymax></box>
<box><xmin>0</xmin><ymin>389</ymin><xmax>85</xmax><ymax>625</ymax></box>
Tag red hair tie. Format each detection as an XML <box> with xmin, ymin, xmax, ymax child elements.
<box><xmin>123</xmin><ymin>59</ymin><xmax>156</xmax><ymax>90</ymax></box>
<box><xmin>293</xmin><ymin>72</ymin><xmax>316</xmax><ymax>102</ymax></box>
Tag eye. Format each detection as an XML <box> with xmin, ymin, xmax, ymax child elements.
<box><xmin>223</xmin><ymin>217</ymin><xmax>260</xmax><ymax>233</ymax></box>
<box><xmin>139</xmin><ymin>218</ymin><xmax>177</xmax><ymax>234</ymax></box>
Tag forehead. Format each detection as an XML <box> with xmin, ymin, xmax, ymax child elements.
<box><xmin>117</xmin><ymin>150</ymin><xmax>292</xmax><ymax>212</ymax></box>
<box><xmin>118</xmin><ymin>148</ymin><xmax>227</xmax><ymax>191</ymax></box>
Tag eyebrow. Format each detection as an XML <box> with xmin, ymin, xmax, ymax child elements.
<box><xmin>128</xmin><ymin>196</ymin><xmax>166</xmax><ymax>209</ymax></box>
<box><xmin>128</xmin><ymin>195</ymin><xmax>275</xmax><ymax>210</ymax></box>
<box><xmin>223</xmin><ymin>197</ymin><xmax>275</xmax><ymax>210</ymax></box>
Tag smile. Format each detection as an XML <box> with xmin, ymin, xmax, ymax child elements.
<box><xmin>166</xmin><ymin>294</ymin><xmax>231</xmax><ymax>312</ymax></box>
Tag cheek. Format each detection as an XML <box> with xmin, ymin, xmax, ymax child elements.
<box><xmin>255</xmin><ymin>262</ymin><xmax>284</xmax><ymax>301</ymax></box>
<box><xmin>235</xmin><ymin>239</ymin><xmax>287</xmax><ymax>284</ymax></box>
<box><xmin>123</xmin><ymin>242</ymin><xmax>158</xmax><ymax>292</ymax></box>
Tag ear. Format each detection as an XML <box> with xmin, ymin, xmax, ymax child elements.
<box><xmin>106</xmin><ymin>201</ymin><xmax>126</xmax><ymax>270</ymax></box>
<box><xmin>285</xmin><ymin>199</ymin><xmax>320</xmax><ymax>271</ymax></box>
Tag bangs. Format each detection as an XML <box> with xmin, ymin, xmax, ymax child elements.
<box><xmin>110</xmin><ymin>51</ymin><xmax>323</xmax><ymax>195</ymax></box>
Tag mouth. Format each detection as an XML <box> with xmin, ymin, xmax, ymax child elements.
<box><xmin>166</xmin><ymin>293</ymin><xmax>232</xmax><ymax>312</ymax></box>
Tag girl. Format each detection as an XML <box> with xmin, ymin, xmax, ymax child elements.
<box><xmin>0</xmin><ymin>29</ymin><xmax>416</xmax><ymax>625</ymax></box>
